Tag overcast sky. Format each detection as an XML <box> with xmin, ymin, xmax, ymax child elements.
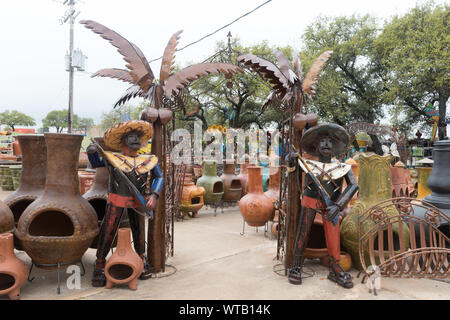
<box><xmin>0</xmin><ymin>0</ymin><xmax>438</xmax><ymax>128</ymax></box>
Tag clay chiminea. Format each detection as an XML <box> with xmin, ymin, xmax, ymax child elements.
<box><xmin>220</xmin><ymin>163</ymin><xmax>242</xmax><ymax>202</ymax></box>
<box><xmin>238</xmin><ymin>166</ymin><xmax>273</xmax><ymax>227</ymax></box>
<box><xmin>105</xmin><ymin>228</ymin><xmax>144</xmax><ymax>290</ymax></box>
<box><xmin>82</xmin><ymin>137</ymin><xmax>129</xmax><ymax>248</ymax></box>
<box><xmin>237</xmin><ymin>162</ymin><xmax>250</xmax><ymax>197</ymax></box>
<box><xmin>264</xmin><ymin>167</ymin><xmax>280</xmax><ymax>221</ymax></box>
<box><xmin>4</xmin><ymin>135</ymin><xmax>47</xmax><ymax>249</ymax></box>
<box><xmin>0</xmin><ymin>201</ymin><xmax>14</xmax><ymax>235</ymax></box>
<box><xmin>180</xmin><ymin>173</ymin><xmax>206</xmax><ymax>219</ymax></box>
<box><xmin>196</xmin><ymin>160</ymin><xmax>224</xmax><ymax>205</ymax></box>
<box><xmin>0</xmin><ymin>233</ymin><xmax>29</xmax><ymax>300</ymax></box>
<box><xmin>16</xmin><ymin>133</ymin><xmax>99</xmax><ymax>268</ymax></box>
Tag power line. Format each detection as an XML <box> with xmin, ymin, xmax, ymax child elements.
<box><xmin>149</xmin><ymin>0</ymin><xmax>273</xmax><ymax>63</ymax></box>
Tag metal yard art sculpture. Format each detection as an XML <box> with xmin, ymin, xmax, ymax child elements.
<box><xmin>81</xmin><ymin>20</ymin><xmax>243</xmax><ymax>273</ymax></box>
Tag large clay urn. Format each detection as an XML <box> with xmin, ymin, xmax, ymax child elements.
<box><xmin>105</xmin><ymin>228</ymin><xmax>144</xmax><ymax>290</ymax></box>
<box><xmin>237</xmin><ymin>162</ymin><xmax>250</xmax><ymax>197</ymax></box>
<box><xmin>180</xmin><ymin>173</ymin><xmax>206</xmax><ymax>219</ymax></box>
<box><xmin>0</xmin><ymin>201</ymin><xmax>14</xmax><ymax>235</ymax></box>
<box><xmin>264</xmin><ymin>167</ymin><xmax>280</xmax><ymax>221</ymax></box>
<box><xmin>238</xmin><ymin>166</ymin><xmax>273</xmax><ymax>227</ymax></box>
<box><xmin>0</xmin><ymin>233</ymin><xmax>28</xmax><ymax>300</ymax></box>
<box><xmin>220</xmin><ymin>163</ymin><xmax>242</xmax><ymax>202</ymax></box>
<box><xmin>16</xmin><ymin>133</ymin><xmax>99</xmax><ymax>269</ymax></box>
<box><xmin>4</xmin><ymin>135</ymin><xmax>47</xmax><ymax>250</ymax></box>
<box><xmin>196</xmin><ymin>160</ymin><xmax>224</xmax><ymax>205</ymax></box>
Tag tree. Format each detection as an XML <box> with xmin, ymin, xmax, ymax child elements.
<box><xmin>73</xmin><ymin>116</ymin><xmax>95</xmax><ymax>133</ymax></box>
<box><xmin>0</xmin><ymin>110</ymin><xmax>36</xmax><ymax>132</ymax></box>
<box><xmin>42</xmin><ymin>110</ymin><xmax>68</xmax><ymax>133</ymax></box>
<box><xmin>375</xmin><ymin>1</ymin><xmax>450</xmax><ymax>139</ymax></box>
<box><xmin>99</xmin><ymin>102</ymin><xmax>148</xmax><ymax>131</ymax></box>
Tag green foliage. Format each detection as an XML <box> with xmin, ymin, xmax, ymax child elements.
<box><xmin>99</xmin><ymin>101</ymin><xmax>149</xmax><ymax>131</ymax></box>
<box><xmin>42</xmin><ymin>110</ymin><xmax>94</xmax><ymax>133</ymax></box>
<box><xmin>0</xmin><ymin>110</ymin><xmax>36</xmax><ymax>132</ymax></box>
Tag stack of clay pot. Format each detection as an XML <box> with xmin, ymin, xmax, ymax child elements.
<box><xmin>180</xmin><ymin>173</ymin><xmax>206</xmax><ymax>219</ymax></box>
<box><xmin>4</xmin><ymin>135</ymin><xmax>47</xmax><ymax>249</ymax></box>
<box><xmin>238</xmin><ymin>166</ymin><xmax>273</xmax><ymax>227</ymax></box>
<box><xmin>220</xmin><ymin>163</ymin><xmax>242</xmax><ymax>202</ymax></box>
<box><xmin>16</xmin><ymin>133</ymin><xmax>99</xmax><ymax>268</ymax></box>
<box><xmin>196</xmin><ymin>160</ymin><xmax>224</xmax><ymax>205</ymax></box>
<box><xmin>105</xmin><ymin>228</ymin><xmax>143</xmax><ymax>290</ymax></box>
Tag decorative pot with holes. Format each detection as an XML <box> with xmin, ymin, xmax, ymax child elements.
<box><xmin>180</xmin><ymin>173</ymin><xmax>205</xmax><ymax>219</ymax></box>
<box><xmin>220</xmin><ymin>163</ymin><xmax>242</xmax><ymax>202</ymax></box>
<box><xmin>0</xmin><ymin>200</ymin><xmax>14</xmax><ymax>235</ymax></box>
<box><xmin>16</xmin><ymin>133</ymin><xmax>99</xmax><ymax>269</ymax></box>
<box><xmin>196</xmin><ymin>160</ymin><xmax>224</xmax><ymax>205</ymax></box>
<box><xmin>237</xmin><ymin>162</ymin><xmax>250</xmax><ymax>197</ymax></box>
<box><xmin>264</xmin><ymin>167</ymin><xmax>280</xmax><ymax>221</ymax></box>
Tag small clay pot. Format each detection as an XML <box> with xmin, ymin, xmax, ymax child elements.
<box><xmin>238</xmin><ymin>166</ymin><xmax>274</xmax><ymax>227</ymax></box>
<box><xmin>0</xmin><ymin>201</ymin><xmax>14</xmax><ymax>235</ymax></box>
<box><xmin>105</xmin><ymin>228</ymin><xmax>144</xmax><ymax>290</ymax></box>
<box><xmin>0</xmin><ymin>233</ymin><xmax>29</xmax><ymax>300</ymax></box>
<box><xmin>77</xmin><ymin>152</ymin><xmax>89</xmax><ymax>169</ymax></box>
<box><xmin>158</xmin><ymin>108</ymin><xmax>173</xmax><ymax>125</ymax></box>
<box><xmin>220</xmin><ymin>163</ymin><xmax>242</xmax><ymax>201</ymax></box>
<box><xmin>196</xmin><ymin>161</ymin><xmax>224</xmax><ymax>205</ymax></box>
<box><xmin>180</xmin><ymin>174</ymin><xmax>205</xmax><ymax>219</ymax></box>
<box><xmin>305</xmin><ymin>113</ymin><xmax>318</xmax><ymax>127</ymax></box>
<box><xmin>140</xmin><ymin>107</ymin><xmax>159</xmax><ymax>123</ymax></box>
<box><xmin>293</xmin><ymin>113</ymin><xmax>307</xmax><ymax>131</ymax></box>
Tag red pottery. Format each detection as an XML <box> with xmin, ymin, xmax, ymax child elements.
<box><xmin>238</xmin><ymin>166</ymin><xmax>273</xmax><ymax>227</ymax></box>
<box><xmin>0</xmin><ymin>201</ymin><xmax>14</xmax><ymax>234</ymax></box>
<box><xmin>12</xmin><ymin>136</ymin><xmax>21</xmax><ymax>156</ymax></box>
<box><xmin>237</xmin><ymin>162</ymin><xmax>250</xmax><ymax>197</ymax></box>
<box><xmin>105</xmin><ymin>228</ymin><xmax>144</xmax><ymax>290</ymax></box>
<box><xmin>16</xmin><ymin>133</ymin><xmax>99</xmax><ymax>269</ymax></box>
<box><xmin>0</xmin><ymin>233</ymin><xmax>29</xmax><ymax>300</ymax></box>
<box><xmin>264</xmin><ymin>167</ymin><xmax>280</xmax><ymax>221</ymax></box>
<box><xmin>220</xmin><ymin>163</ymin><xmax>242</xmax><ymax>201</ymax></box>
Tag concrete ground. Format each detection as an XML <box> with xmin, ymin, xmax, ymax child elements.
<box><xmin>1</xmin><ymin>189</ymin><xmax>449</xmax><ymax>300</ymax></box>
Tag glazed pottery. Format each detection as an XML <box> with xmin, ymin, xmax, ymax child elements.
<box><xmin>105</xmin><ymin>228</ymin><xmax>144</xmax><ymax>290</ymax></box>
<box><xmin>16</xmin><ymin>133</ymin><xmax>99</xmax><ymax>269</ymax></box>
<box><xmin>237</xmin><ymin>162</ymin><xmax>250</xmax><ymax>197</ymax></box>
<box><xmin>416</xmin><ymin>167</ymin><xmax>433</xmax><ymax>199</ymax></box>
<box><xmin>180</xmin><ymin>173</ymin><xmax>205</xmax><ymax>219</ymax></box>
<box><xmin>220</xmin><ymin>163</ymin><xmax>242</xmax><ymax>202</ymax></box>
<box><xmin>0</xmin><ymin>233</ymin><xmax>28</xmax><ymax>300</ymax></box>
<box><xmin>196</xmin><ymin>160</ymin><xmax>224</xmax><ymax>205</ymax></box>
<box><xmin>238</xmin><ymin>166</ymin><xmax>273</xmax><ymax>227</ymax></box>
<box><xmin>0</xmin><ymin>201</ymin><xmax>14</xmax><ymax>234</ymax></box>
<box><xmin>264</xmin><ymin>167</ymin><xmax>280</xmax><ymax>221</ymax></box>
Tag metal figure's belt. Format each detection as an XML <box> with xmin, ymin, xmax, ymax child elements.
<box><xmin>107</xmin><ymin>193</ymin><xmax>140</xmax><ymax>208</ymax></box>
<box><xmin>301</xmin><ymin>195</ymin><xmax>325</xmax><ymax>211</ymax></box>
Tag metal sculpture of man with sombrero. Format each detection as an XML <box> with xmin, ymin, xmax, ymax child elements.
<box><xmin>86</xmin><ymin>120</ymin><xmax>163</xmax><ymax>287</ymax></box>
<box><xmin>287</xmin><ymin>123</ymin><xmax>358</xmax><ymax>288</ymax></box>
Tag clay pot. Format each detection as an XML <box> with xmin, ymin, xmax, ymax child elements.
<box><xmin>77</xmin><ymin>152</ymin><xmax>89</xmax><ymax>169</ymax></box>
<box><xmin>293</xmin><ymin>113</ymin><xmax>307</xmax><ymax>131</ymax></box>
<box><xmin>265</xmin><ymin>167</ymin><xmax>280</xmax><ymax>221</ymax></box>
<box><xmin>12</xmin><ymin>136</ymin><xmax>21</xmax><ymax>156</ymax></box>
<box><xmin>417</xmin><ymin>167</ymin><xmax>433</xmax><ymax>199</ymax></box>
<box><xmin>220</xmin><ymin>163</ymin><xmax>242</xmax><ymax>201</ymax></box>
<box><xmin>0</xmin><ymin>201</ymin><xmax>14</xmax><ymax>234</ymax></box>
<box><xmin>16</xmin><ymin>133</ymin><xmax>99</xmax><ymax>269</ymax></box>
<box><xmin>319</xmin><ymin>252</ymin><xmax>352</xmax><ymax>272</ymax></box>
<box><xmin>180</xmin><ymin>174</ymin><xmax>205</xmax><ymax>219</ymax></box>
<box><xmin>238</xmin><ymin>166</ymin><xmax>274</xmax><ymax>227</ymax></box>
<box><xmin>0</xmin><ymin>233</ymin><xmax>29</xmax><ymax>300</ymax></box>
<box><xmin>305</xmin><ymin>113</ymin><xmax>318</xmax><ymax>128</ymax></box>
<box><xmin>196</xmin><ymin>160</ymin><xmax>224</xmax><ymax>205</ymax></box>
<box><xmin>237</xmin><ymin>162</ymin><xmax>250</xmax><ymax>197</ymax></box>
<box><xmin>105</xmin><ymin>228</ymin><xmax>144</xmax><ymax>290</ymax></box>
<box><xmin>4</xmin><ymin>135</ymin><xmax>47</xmax><ymax>249</ymax></box>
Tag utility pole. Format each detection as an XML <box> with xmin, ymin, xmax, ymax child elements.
<box><xmin>60</xmin><ymin>0</ymin><xmax>81</xmax><ymax>133</ymax></box>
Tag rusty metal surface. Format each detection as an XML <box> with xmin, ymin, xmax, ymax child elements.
<box><xmin>302</xmin><ymin>51</ymin><xmax>333</xmax><ymax>97</ymax></box>
<box><xmin>160</xmin><ymin>30</ymin><xmax>183</xmax><ymax>83</ymax></box>
<box><xmin>358</xmin><ymin>197</ymin><xmax>449</xmax><ymax>281</ymax></box>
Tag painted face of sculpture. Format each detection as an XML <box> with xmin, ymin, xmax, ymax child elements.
<box><xmin>318</xmin><ymin>136</ymin><xmax>333</xmax><ymax>158</ymax></box>
<box><xmin>123</xmin><ymin>131</ymin><xmax>142</xmax><ymax>151</ymax></box>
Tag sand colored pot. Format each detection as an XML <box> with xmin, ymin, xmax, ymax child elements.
<box><xmin>196</xmin><ymin>161</ymin><xmax>224</xmax><ymax>205</ymax></box>
<box><xmin>77</xmin><ymin>152</ymin><xmax>89</xmax><ymax>169</ymax></box>
<box><xmin>180</xmin><ymin>174</ymin><xmax>205</xmax><ymax>218</ymax></box>
<box><xmin>0</xmin><ymin>201</ymin><xmax>14</xmax><ymax>235</ymax></box>
<box><xmin>220</xmin><ymin>163</ymin><xmax>242</xmax><ymax>202</ymax></box>
<box><xmin>417</xmin><ymin>167</ymin><xmax>432</xmax><ymax>199</ymax></box>
<box><xmin>4</xmin><ymin>135</ymin><xmax>47</xmax><ymax>250</ymax></box>
<box><xmin>105</xmin><ymin>228</ymin><xmax>144</xmax><ymax>290</ymax></box>
<box><xmin>238</xmin><ymin>166</ymin><xmax>273</xmax><ymax>227</ymax></box>
<box><xmin>0</xmin><ymin>233</ymin><xmax>29</xmax><ymax>300</ymax></box>
<box><xmin>264</xmin><ymin>167</ymin><xmax>280</xmax><ymax>221</ymax></box>
<box><xmin>16</xmin><ymin>133</ymin><xmax>99</xmax><ymax>269</ymax></box>
<box><xmin>237</xmin><ymin>162</ymin><xmax>250</xmax><ymax>197</ymax></box>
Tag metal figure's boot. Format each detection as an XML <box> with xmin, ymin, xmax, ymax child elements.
<box><xmin>327</xmin><ymin>256</ymin><xmax>354</xmax><ymax>288</ymax></box>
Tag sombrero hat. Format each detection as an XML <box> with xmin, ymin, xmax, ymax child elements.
<box><xmin>301</xmin><ymin>123</ymin><xmax>349</xmax><ymax>157</ymax></box>
<box><xmin>104</xmin><ymin>120</ymin><xmax>153</xmax><ymax>152</ymax></box>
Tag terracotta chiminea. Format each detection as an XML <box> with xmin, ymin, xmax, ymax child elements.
<box><xmin>4</xmin><ymin>135</ymin><xmax>47</xmax><ymax>249</ymax></box>
<box><xmin>180</xmin><ymin>173</ymin><xmax>206</xmax><ymax>219</ymax></box>
<box><xmin>220</xmin><ymin>163</ymin><xmax>242</xmax><ymax>202</ymax></box>
<box><xmin>16</xmin><ymin>133</ymin><xmax>99</xmax><ymax>269</ymax></box>
<box><xmin>264</xmin><ymin>167</ymin><xmax>280</xmax><ymax>221</ymax></box>
<box><xmin>237</xmin><ymin>162</ymin><xmax>250</xmax><ymax>197</ymax></box>
<box><xmin>83</xmin><ymin>137</ymin><xmax>129</xmax><ymax>248</ymax></box>
<box><xmin>238</xmin><ymin>166</ymin><xmax>273</xmax><ymax>227</ymax></box>
<box><xmin>196</xmin><ymin>160</ymin><xmax>224</xmax><ymax>205</ymax></box>
<box><xmin>0</xmin><ymin>201</ymin><xmax>14</xmax><ymax>235</ymax></box>
<box><xmin>105</xmin><ymin>228</ymin><xmax>144</xmax><ymax>290</ymax></box>
<box><xmin>0</xmin><ymin>233</ymin><xmax>29</xmax><ymax>300</ymax></box>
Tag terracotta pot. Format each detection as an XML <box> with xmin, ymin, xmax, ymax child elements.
<box><xmin>305</xmin><ymin>113</ymin><xmax>318</xmax><ymax>127</ymax></box>
<box><xmin>0</xmin><ymin>201</ymin><xmax>14</xmax><ymax>234</ymax></box>
<box><xmin>4</xmin><ymin>135</ymin><xmax>47</xmax><ymax>250</ymax></box>
<box><xmin>78</xmin><ymin>152</ymin><xmax>89</xmax><ymax>169</ymax></box>
<box><xmin>0</xmin><ymin>233</ymin><xmax>29</xmax><ymax>300</ymax></box>
<box><xmin>238</xmin><ymin>166</ymin><xmax>273</xmax><ymax>227</ymax></box>
<box><xmin>417</xmin><ymin>167</ymin><xmax>433</xmax><ymax>199</ymax></box>
<box><xmin>319</xmin><ymin>251</ymin><xmax>352</xmax><ymax>272</ymax></box>
<box><xmin>265</xmin><ymin>167</ymin><xmax>280</xmax><ymax>221</ymax></box>
<box><xmin>16</xmin><ymin>133</ymin><xmax>99</xmax><ymax>269</ymax></box>
<box><xmin>78</xmin><ymin>170</ymin><xmax>95</xmax><ymax>195</ymax></box>
<box><xmin>180</xmin><ymin>174</ymin><xmax>205</xmax><ymax>219</ymax></box>
<box><xmin>237</xmin><ymin>162</ymin><xmax>250</xmax><ymax>197</ymax></box>
<box><xmin>220</xmin><ymin>163</ymin><xmax>242</xmax><ymax>201</ymax></box>
<box><xmin>12</xmin><ymin>136</ymin><xmax>21</xmax><ymax>156</ymax></box>
<box><xmin>293</xmin><ymin>113</ymin><xmax>307</xmax><ymax>131</ymax></box>
<box><xmin>105</xmin><ymin>228</ymin><xmax>144</xmax><ymax>290</ymax></box>
<box><xmin>196</xmin><ymin>160</ymin><xmax>224</xmax><ymax>205</ymax></box>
